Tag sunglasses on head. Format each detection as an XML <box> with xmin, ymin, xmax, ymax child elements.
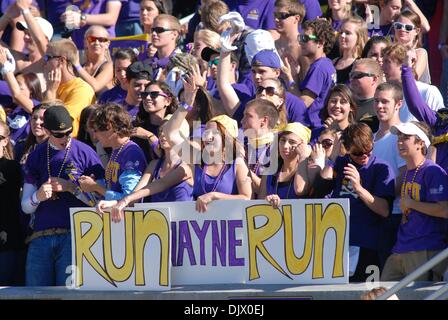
<box><xmin>44</xmin><ymin>54</ymin><xmax>62</xmax><ymax>62</ymax></box>
<box><xmin>298</xmin><ymin>34</ymin><xmax>318</xmax><ymax>43</ymax></box>
<box><xmin>141</xmin><ymin>91</ymin><xmax>168</xmax><ymax>99</ymax></box>
<box><xmin>50</xmin><ymin>128</ymin><xmax>73</xmax><ymax>138</ymax></box>
<box><xmin>349</xmin><ymin>71</ymin><xmax>375</xmax><ymax>80</ymax></box>
<box><xmin>208</xmin><ymin>57</ymin><xmax>219</xmax><ymax>67</ymax></box>
<box><xmin>393</xmin><ymin>22</ymin><xmax>415</xmax><ymax>32</ymax></box>
<box><xmin>320</xmin><ymin>139</ymin><xmax>334</xmax><ymax>149</ymax></box>
<box><xmin>274</xmin><ymin>12</ymin><xmax>296</xmax><ymax>20</ymax></box>
<box><xmin>350</xmin><ymin>148</ymin><xmax>373</xmax><ymax>157</ymax></box>
<box><xmin>256</xmin><ymin>86</ymin><xmax>279</xmax><ymax>97</ymax></box>
<box><xmin>87</xmin><ymin>35</ymin><xmax>109</xmax><ymax>43</ymax></box>
<box><xmin>151</xmin><ymin>27</ymin><xmax>175</xmax><ymax>34</ymax></box>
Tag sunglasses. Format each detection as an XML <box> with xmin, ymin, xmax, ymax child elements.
<box><xmin>0</xmin><ymin>135</ymin><xmax>7</xmax><ymax>140</ymax></box>
<box><xmin>320</xmin><ymin>139</ymin><xmax>334</xmax><ymax>149</ymax></box>
<box><xmin>44</xmin><ymin>54</ymin><xmax>62</xmax><ymax>62</ymax></box>
<box><xmin>141</xmin><ymin>91</ymin><xmax>168</xmax><ymax>99</ymax></box>
<box><xmin>151</xmin><ymin>27</ymin><xmax>175</xmax><ymax>34</ymax></box>
<box><xmin>349</xmin><ymin>71</ymin><xmax>376</xmax><ymax>80</ymax></box>
<box><xmin>274</xmin><ymin>12</ymin><xmax>296</xmax><ymax>20</ymax></box>
<box><xmin>298</xmin><ymin>34</ymin><xmax>318</xmax><ymax>43</ymax></box>
<box><xmin>87</xmin><ymin>35</ymin><xmax>109</xmax><ymax>43</ymax></box>
<box><xmin>350</xmin><ymin>148</ymin><xmax>373</xmax><ymax>157</ymax></box>
<box><xmin>256</xmin><ymin>86</ymin><xmax>280</xmax><ymax>97</ymax></box>
<box><xmin>50</xmin><ymin>128</ymin><xmax>73</xmax><ymax>138</ymax></box>
<box><xmin>393</xmin><ymin>22</ymin><xmax>415</xmax><ymax>32</ymax></box>
<box><xmin>208</xmin><ymin>57</ymin><xmax>219</xmax><ymax>67</ymax></box>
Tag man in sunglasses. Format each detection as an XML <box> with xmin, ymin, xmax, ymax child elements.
<box><xmin>43</xmin><ymin>39</ymin><xmax>95</xmax><ymax>138</ymax></box>
<box><xmin>320</xmin><ymin>122</ymin><xmax>395</xmax><ymax>282</ymax></box>
<box><xmin>297</xmin><ymin>19</ymin><xmax>337</xmax><ymax>129</ymax></box>
<box><xmin>21</xmin><ymin>104</ymin><xmax>104</xmax><ymax>286</ymax></box>
<box><xmin>382</xmin><ymin>44</ymin><xmax>444</xmax><ymax>124</ymax></box>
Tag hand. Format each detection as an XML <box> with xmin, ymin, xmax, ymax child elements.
<box><xmin>296</xmin><ymin>142</ymin><xmax>311</xmax><ymax>161</ymax></box>
<box><xmin>36</xmin><ymin>179</ymin><xmax>53</xmax><ymax>202</ymax></box>
<box><xmin>182</xmin><ymin>73</ymin><xmax>198</xmax><ymax>106</ymax></box>
<box><xmin>195</xmin><ymin>192</ymin><xmax>215</xmax><ymax>213</ymax></box>
<box><xmin>110</xmin><ymin>198</ymin><xmax>129</xmax><ymax>223</ymax></box>
<box><xmin>343</xmin><ymin>163</ymin><xmax>361</xmax><ymax>191</ymax></box>
<box><xmin>0</xmin><ymin>47</ymin><xmax>7</xmax><ymax>67</ymax></box>
<box><xmin>404</xmin><ymin>49</ymin><xmax>417</xmax><ymax>67</ymax></box>
<box><xmin>147</xmin><ymin>43</ymin><xmax>157</xmax><ymax>58</ymax></box>
<box><xmin>96</xmin><ymin>200</ymin><xmax>118</xmax><ymax>215</ymax></box>
<box><xmin>323</xmin><ymin>116</ymin><xmax>335</xmax><ymax>129</ymax></box>
<box><xmin>61</xmin><ymin>10</ymin><xmax>81</xmax><ymax>29</ymax></box>
<box><xmin>131</xmin><ymin>126</ymin><xmax>151</xmax><ymax>139</ymax></box>
<box><xmin>400</xmin><ymin>193</ymin><xmax>413</xmax><ymax>215</ymax></box>
<box><xmin>45</xmin><ymin>67</ymin><xmax>62</xmax><ymax>92</ymax></box>
<box><xmin>310</xmin><ymin>143</ymin><xmax>326</xmax><ymax>170</ymax></box>
<box><xmin>281</xmin><ymin>55</ymin><xmax>294</xmax><ymax>83</ymax></box>
<box><xmin>266</xmin><ymin>194</ymin><xmax>281</xmax><ymax>209</ymax></box>
<box><xmin>78</xmin><ymin>175</ymin><xmax>98</xmax><ymax>193</ymax></box>
<box><xmin>191</xmin><ymin>62</ymin><xmax>207</xmax><ymax>88</ymax></box>
<box><xmin>330</xmin><ymin>131</ymin><xmax>343</xmax><ymax>160</ymax></box>
<box><xmin>50</xmin><ymin>177</ymin><xmax>74</xmax><ymax>193</ymax></box>
<box><xmin>15</xmin><ymin>0</ymin><xmax>33</xmax><ymax>11</ymax></box>
<box><xmin>4</xmin><ymin>3</ymin><xmax>21</xmax><ymax>20</ymax></box>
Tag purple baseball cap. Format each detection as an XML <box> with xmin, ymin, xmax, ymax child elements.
<box><xmin>251</xmin><ymin>49</ymin><xmax>281</xmax><ymax>69</ymax></box>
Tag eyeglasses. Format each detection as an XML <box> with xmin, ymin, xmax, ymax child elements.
<box><xmin>349</xmin><ymin>71</ymin><xmax>376</xmax><ymax>80</ymax></box>
<box><xmin>274</xmin><ymin>12</ymin><xmax>296</xmax><ymax>20</ymax></box>
<box><xmin>350</xmin><ymin>148</ymin><xmax>373</xmax><ymax>157</ymax></box>
<box><xmin>298</xmin><ymin>34</ymin><xmax>318</xmax><ymax>43</ymax></box>
<box><xmin>208</xmin><ymin>57</ymin><xmax>219</xmax><ymax>67</ymax></box>
<box><xmin>320</xmin><ymin>139</ymin><xmax>334</xmax><ymax>150</ymax></box>
<box><xmin>393</xmin><ymin>22</ymin><xmax>415</xmax><ymax>32</ymax></box>
<box><xmin>44</xmin><ymin>54</ymin><xmax>62</xmax><ymax>62</ymax></box>
<box><xmin>256</xmin><ymin>86</ymin><xmax>280</xmax><ymax>97</ymax></box>
<box><xmin>141</xmin><ymin>91</ymin><xmax>168</xmax><ymax>99</ymax></box>
<box><xmin>50</xmin><ymin>128</ymin><xmax>73</xmax><ymax>138</ymax></box>
<box><xmin>151</xmin><ymin>27</ymin><xmax>176</xmax><ymax>34</ymax></box>
<box><xmin>87</xmin><ymin>35</ymin><xmax>109</xmax><ymax>43</ymax></box>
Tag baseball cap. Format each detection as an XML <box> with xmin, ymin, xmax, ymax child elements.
<box><xmin>16</xmin><ymin>17</ymin><xmax>54</xmax><ymax>41</ymax></box>
<box><xmin>44</xmin><ymin>105</ymin><xmax>73</xmax><ymax>131</ymax></box>
<box><xmin>244</xmin><ymin>29</ymin><xmax>281</xmax><ymax>64</ymax></box>
<box><xmin>251</xmin><ymin>50</ymin><xmax>281</xmax><ymax>69</ymax></box>
<box><xmin>126</xmin><ymin>61</ymin><xmax>153</xmax><ymax>80</ymax></box>
<box><xmin>201</xmin><ymin>47</ymin><xmax>220</xmax><ymax>62</ymax></box>
<box><xmin>390</xmin><ymin>122</ymin><xmax>431</xmax><ymax>147</ymax></box>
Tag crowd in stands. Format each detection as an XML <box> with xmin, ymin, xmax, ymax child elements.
<box><xmin>0</xmin><ymin>0</ymin><xmax>447</xmax><ymax>288</ymax></box>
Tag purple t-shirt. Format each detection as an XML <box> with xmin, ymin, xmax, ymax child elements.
<box><xmin>393</xmin><ymin>160</ymin><xmax>448</xmax><ymax>253</ymax></box>
<box><xmin>300</xmin><ymin>0</ymin><xmax>322</xmax><ymax>22</ymax></box>
<box><xmin>225</xmin><ymin>0</ymin><xmax>276</xmax><ymax>31</ymax></box>
<box><xmin>98</xmin><ymin>85</ymin><xmax>127</xmax><ymax>105</ymax></box>
<box><xmin>0</xmin><ymin>80</ymin><xmax>13</xmax><ymax>108</ymax></box>
<box><xmin>118</xmin><ymin>0</ymin><xmax>140</xmax><ymax>24</ymax></box>
<box><xmin>24</xmin><ymin>139</ymin><xmax>104</xmax><ymax>231</ymax></box>
<box><xmin>266</xmin><ymin>174</ymin><xmax>299</xmax><ymax>199</ymax></box>
<box><xmin>193</xmin><ymin>161</ymin><xmax>238</xmax><ymax>199</ymax></box>
<box><xmin>300</xmin><ymin>56</ymin><xmax>336</xmax><ymax>129</ymax></box>
<box><xmin>150</xmin><ymin>159</ymin><xmax>193</xmax><ymax>202</ymax></box>
<box><xmin>331</xmin><ymin>154</ymin><xmax>395</xmax><ymax>250</ymax></box>
<box><xmin>402</xmin><ymin>65</ymin><xmax>448</xmax><ymax>172</ymax></box>
<box><xmin>105</xmin><ymin>140</ymin><xmax>146</xmax><ymax>193</ymax></box>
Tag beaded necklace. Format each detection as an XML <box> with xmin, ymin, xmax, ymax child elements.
<box><xmin>401</xmin><ymin>159</ymin><xmax>425</xmax><ymax>223</ymax></box>
<box><xmin>249</xmin><ymin>142</ymin><xmax>271</xmax><ymax>175</ymax></box>
<box><xmin>47</xmin><ymin>139</ymin><xmax>72</xmax><ymax>200</ymax></box>
<box><xmin>201</xmin><ymin>163</ymin><xmax>227</xmax><ymax>194</ymax></box>
<box><xmin>106</xmin><ymin>140</ymin><xmax>129</xmax><ymax>189</ymax></box>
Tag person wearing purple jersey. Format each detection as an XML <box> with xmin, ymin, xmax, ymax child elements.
<box><xmin>79</xmin><ymin>103</ymin><xmax>146</xmax><ymax>222</ymax></box>
<box><xmin>260</xmin><ymin>122</ymin><xmax>312</xmax><ymax>208</ymax></box>
<box><xmin>115</xmin><ymin>0</ymin><xmax>144</xmax><ymax>37</ymax></box>
<box><xmin>21</xmin><ymin>104</ymin><xmax>104</xmax><ymax>286</ymax></box>
<box><xmin>100</xmin><ymin>115</ymin><xmax>194</xmax><ymax>222</ymax></box>
<box><xmin>298</xmin><ymin>19</ymin><xmax>337</xmax><ymax>129</ymax></box>
<box><xmin>381</xmin><ymin>121</ymin><xmax>448</xmax><ymax>281</ymax></box>
<box><xmin>320</xmin><ymin>122</ymin><xmax>395</xmax><ymax>282</ymax></box>
<box><xmin>225</xmin><ymin>0</ymin><xmax>277</xmax><ymax>35</ymax></box>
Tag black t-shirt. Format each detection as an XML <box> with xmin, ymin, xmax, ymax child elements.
<box><xmin>0</xmin><ymin>158</ymin><xmax>24</xmax><ymax>251</ymax></box>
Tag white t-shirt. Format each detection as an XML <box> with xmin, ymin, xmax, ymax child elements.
<box><xmin>373</xmin><ymin>131</ymin><xmax>406</xmax><ymax>214</ymax></box>
<box><xmin>400</xmin><ymin>80</ymin><xmax>444</xmax><ymax>123</ymax></box>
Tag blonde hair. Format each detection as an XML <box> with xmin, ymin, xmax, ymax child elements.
<box><xmin>84</xmin><ymin>25</ymin><xmax>111</xmax><ymax>62</ymax></box>
<box><xmin>0</xmin><ymin>120</ymin><xmax>14</xmax><ymax>160</ymax></box>
<box><xmin>340</xmin><ymin>16</ymin><xmax>368</xmax><ymax>58</ymax></box>
<box><xmin>352</xmin><ymin>58</ymin><xmax>384</xmax><ymax>84</ymax></box>
<box><xmin>195</xmin><ymin>29</ymin><xmax>221</xmax><ymax>51</ymax></box>
<box><xmin>47</xmin><ymin>39</ymin><xmax>79</xmax><ymax>72</ymax></box>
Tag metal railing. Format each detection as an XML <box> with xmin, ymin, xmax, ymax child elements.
<box><xmin>376</xmin><ymin>247</ymin><xmax>448</xmax><ymax>300</ymax></box>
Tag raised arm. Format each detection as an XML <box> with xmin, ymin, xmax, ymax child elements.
<box><xmin>216</xmin><ymin>50</ymin><xmax>241</xmax><ymax>116</ymax></box>
<box><xmin>405</xmin><ymin>0</ymin><xmax>430</xmax><ymax>33</ymax></box>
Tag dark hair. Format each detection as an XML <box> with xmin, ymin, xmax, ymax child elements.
<box><xmin>134</xmin><ymin>81</ymin><xmax>178</xmax><ymax>127</ymax></box>
<box><xmin>376</xmin><ymin>80</ymin><xmax>403</xmax><ymax>103</ymax></box>
<box><xmin>142</xmin><ymin>0</ymin><xmax>169</xmax><ymax>14</ymax></box>
<box><xmin>341</xmin><ymin>122</ymin><xmax>373</xmax><ymax>153</ymax></box>
<box><xmin>245</xmin><ymin>98</ymin><xmax>279</xmax><ymax>129</ymax></box>
<box><xmin>321</xmin><ymin>84</ymin><xmax>357</xmax><ymax>124</ymax></box>
<box><xmin>77</xmin><ymin>104</ymin><xmax>100</xmax><ymax>149</ymax></box>
<box><xmin>362</xmin><ymin>36</ymin><xmax>389</xmax><ymax>58</ymax></box>
<box><xmin>113</xmin><ymin>48</ymin><xmax>138</xmax><ymax>62</ymax></box>
<box><xmin>89</xmin><ymin>103</ymin><xmax>133</xmax><ymax>138</ymax></box>
<box><xmin>302</xmin><ymin>19</ymin><xmax>337</xmax><ymax>55</ymax></box>
<box><xmin>18</xmin><ymin>73</ymin><xmax>44</xmax><ymax>101</ymax></box>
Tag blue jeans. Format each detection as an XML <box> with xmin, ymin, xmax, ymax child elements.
<box><xmin>115</xmin><ymin>21</ymin><xmax>143</xmax><ymax>37</ymax></box>
<box><xmin>26</xmin><ymin>233</ymin><xmax>72</xmax><ymax>286</ymax></box>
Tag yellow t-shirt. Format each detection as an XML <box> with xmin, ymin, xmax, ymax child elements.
<box><xmin>57</xmin><ymin>77</ymin><xmax>95</xmax><ymax>137</ymax></box>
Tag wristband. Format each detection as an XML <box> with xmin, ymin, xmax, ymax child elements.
<box><xmin>74</xmin><ymin>65</ymin><xmax>82</xmax><ymax>72</ymax></box>
<box><xmin>179</xmin><ymin>102</ymin><xmax>193</xmax><ymax>111</ymax></box>
<box><xmin>150</xmin><ymin>139</ymin><xmax>159</xmax><ymax>151</ymax></box>
<box><xmin>325</xmin><ymin>158</ymin><xmax>335</xmax><ymax>168</ymax></box>
<box><xmin>21</xmin><ymin>8</ymin><xmax>31</xmax><ymax>15</ymax></box>
<box><xmin>287</xmin><ymin>80</ymin><xmax>296</xmax><ymax>87</ymax></box>
<box><xmin>31</xmin><ymin>191</ymin><xmax>40</xmax><ymax>206</ymax></box>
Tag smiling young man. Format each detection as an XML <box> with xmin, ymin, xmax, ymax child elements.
<box><xmin>381</xmin><ymin>121</ymin><xmax>448</xmax><ymax>281</ymax></box>
<box><xmin>21</xmin><ymin>104</ymin><xmax>104</xmax><ymax>286</ymax></box>
<box><xmin>321</xmin><ymin>122</ymin><xmax>395</xmax><ymax>281</ymax></box>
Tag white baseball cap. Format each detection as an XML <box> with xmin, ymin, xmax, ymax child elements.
<box><xmin>390</xmin><ymin>122</ymin><xmax>431</xmax><ymax>147</ymax></box>
<box><xmin>244</xmin><ymin>29</ymin><xmax>282</xmax><ymax>65</ymax></box>
<box><xmin>16</xmin><ymin>17</ymin><xmax>54</xmax><ymax>41</ymax></box>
